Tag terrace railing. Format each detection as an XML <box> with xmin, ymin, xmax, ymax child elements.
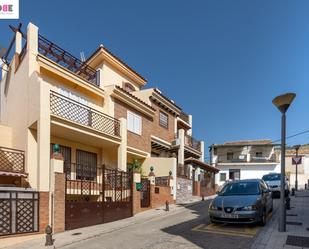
<box><xmin>184</xmin><ymin>134</ymin><xmax>201</xmax><ymax>152</ymax></box>
<box><xmin>50</xmin><ymin>91</ymin><xmax>120</xmax><ymax>137</ymax></box>
<box><xmin>0</xmin><ymin>147</ymin><xmax>25</xmax><ymax>173</ymax></box>
<box><xmin>179</xmin><ymin>111</ymin><xmax>190</xmax><ymax>124</ymax></box>
<box><xmin>38</xmin><ymin>35</ymin><xmax>98</xmax><ymax>86</ymax></box>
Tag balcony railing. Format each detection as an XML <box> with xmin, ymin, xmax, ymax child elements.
<box><xmin>216</xmin><ymin>154</ymin><xmax>278</xmax><ymax>163</ymax></box>
<box><xmin>185</xmin><ymin>134</ymin><xmax>201</xmax><ymax>152</ymax></box>
<box><xmin>0</xmin><ymin>147</ymin><xmax>25</xmax><ymax>173</ymax></box>
<box><xmin>155</xmin><ymin>176</ymin><xmax>169</xmax><ymax>186</ymax></box>
<box><xmin>38</xmin><ymin>34</ymin><xmax>98</xmax><ymax>86</ymax></box>
<box><xmin>179</xmin><ymin>111</ymin><xmax>189</xmax><ymax>124</ymax></box>
<box><xmin>50</xmin><ymin>91</ymin><xmax>120</xmax><ymax>137</ymax></box>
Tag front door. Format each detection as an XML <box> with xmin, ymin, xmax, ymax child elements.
<box><xmin>140</xmin><ymin>178</ymin><xmax>150</xmax><ymax>208</ymax></box>
<box><xmin>229</xmin><ymin>169</ymin><xmax>240</xmax><ymax>180</ymax></box>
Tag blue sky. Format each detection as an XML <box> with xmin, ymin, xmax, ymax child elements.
<box><xmin>1</xmin><ymin>0</ymin><xmax>309</xmax><ymax>156</ymax></box>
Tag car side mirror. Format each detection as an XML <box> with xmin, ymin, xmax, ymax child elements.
<box><xmin>263</xmin><ymin>189</ymin><xmax>271</xmax><ymax>194</ymax></box>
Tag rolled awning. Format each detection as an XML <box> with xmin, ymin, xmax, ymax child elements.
<box><xmin>0</xmin><ymin>171</ymin><xmax>28</xmax><ymax>177</ymax></box>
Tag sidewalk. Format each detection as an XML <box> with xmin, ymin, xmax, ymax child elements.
<box><xmin>2</xmin><ymin>195</ymin><xmax>214</xmax><ymax>249</ymax></box>
<box><xmin>252</xmin><ymin>190</ymin><xmax>309</xmax><ymax>249</ymax></box>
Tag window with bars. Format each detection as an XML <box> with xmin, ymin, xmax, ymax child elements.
<box><xmin>76</xmin><ymin>149</ymin><xmax>97</xmax><ymax>181</ymax></box>
<box><xmin>159</xmin><ymin>111</ymin><xmax>168</xmax><ymax>128</ymax></box>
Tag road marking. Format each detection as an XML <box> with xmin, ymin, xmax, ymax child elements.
<box><xmin>192</xmin><ymin>223</ymin><xmax>261</xmax><ymax>238</ymax></box>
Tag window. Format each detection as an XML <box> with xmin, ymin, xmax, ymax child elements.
<box><xmin>256</xmin><ymin>152</ymin><xmax>263</xmax><ymax>157</ymax></box>
<box><xmin>227</xmin><ymin>152</ymin><xmax>234</xmax><ymax>160</ymax></box>
<box><xmin>159</xmin><ymin>111</ymin><xmax>168</xmax><ymax>128</ymax></box>
<box><xmin>124</xmin><ymin>82</ymin><xmax>135</xmax><ymax>92</ymax></box>
<box><xmin>127</xmin><ymin>111</ymin><xmax>142</xmax><ymax>135</ymax></box>
<box><xmin>76</xmin><ymin>149</ymin><xmax>97</xmax><ymax>181</ymax></box>
<box><xmin>220</xmin><ymin>173</ymin><xmax>226</xmax><ymax>182</ymax></box>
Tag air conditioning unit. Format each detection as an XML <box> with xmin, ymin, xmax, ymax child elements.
<box><xmin>171</xmin><ymin>139</ymin><xmax>180</xmax><ymax>147</ymax></box>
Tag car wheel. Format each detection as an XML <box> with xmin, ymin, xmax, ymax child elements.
<box><xmin>260</xmin><ymin>209</ymin><xmax>267</xmax><ymax>226</ymax></box>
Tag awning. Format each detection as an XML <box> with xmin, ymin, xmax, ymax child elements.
<box><xmin>184</xmin><ymin>157</ymin><xmax>219</xmax><ymax>173</ymax></box>
<box><xmin>0</xmin><ymin>171</ymin><xmax>28</xmax><ymax>177</ymax></box>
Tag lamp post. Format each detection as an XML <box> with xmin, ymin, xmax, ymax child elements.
<box><xmin>272</xmin><ymin>92</ymin><xmax>296</xmax><ymax>232</ymax></box>
<box><xmin>294</xmin><ymin>145</ymin><xmax>301</xmax><ymax>191</ymax></box>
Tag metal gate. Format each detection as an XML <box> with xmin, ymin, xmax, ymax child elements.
<box><xmin>65</xmin><ymin>164</ymin><xmax>132</xmax><ymax>230</ymax></box>
<box><xmin>140</xmin><ymin>178</ymin><xmax>150</xmax><ymax>208</ymax></box>
<box><xmin>0</xmin><ymin>190</ymin><xmax>39</xmax><ymax>236</ymax></box>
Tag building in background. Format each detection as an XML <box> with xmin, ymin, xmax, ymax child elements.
<box><xmin>285</xmin><ymin>145</ymin><xmax>309</xmax><ymax>190</ymax></box>
<box><xmin>210</xmin><ymin>140</ymin><xmax>280</xmax><ymax>186</ymax></box>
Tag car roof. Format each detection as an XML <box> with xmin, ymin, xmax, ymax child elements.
<box><xmin>229</xmin><ymin>179</ymin><xmax>261</xmax><ymax>183</ymax></box>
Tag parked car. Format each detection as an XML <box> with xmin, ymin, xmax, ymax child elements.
<box><xmin>209</xmin><ymin>179</ymin><xmax>273</xmax><ymax>226</ymax></box>
<box><xmin>262</xmin><ymin>173</ymin><xmax>289</xmax><ymax>198</ymax></box>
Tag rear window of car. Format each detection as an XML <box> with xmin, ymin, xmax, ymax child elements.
<box><xmin>219</xmin><ymin>181</ymin><xmax>260</xmax><ymax>196</ymax></box>
<box><xmin>262</xmin><ymin>174</ymin><xmax>281</xmax><ymax>181</ymax></box>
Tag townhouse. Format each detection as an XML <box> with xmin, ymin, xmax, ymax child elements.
<box><xmin>0</xmin><ymin>22</ymin><xmax>218</xmax><ymax>236</ymax></box>
<box><xmin>210</xmin><ymin>140</ymin><xmax>280</xmax><ymax>186</ymax></box>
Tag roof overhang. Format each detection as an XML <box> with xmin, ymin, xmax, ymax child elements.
<box><xmin>37</xmin><ymin>54</ymin><xmax>105</xmax><ymax>99</ymax></box>
<box><xmin>86</xmin><ymin>46</ymin><xmax>147</xmax><ymax>87</ymax></box>
<box><xmin>112</xmin><ymin>86</ymin><xmax>155</xmax><ymax>118</ymax></box>
<box><xmin>151</xmin><ymin>135</ymin><xmax>171</xmax><ymax>152</ymax></box>
<box><xmin>150</xmin><ymin>90</ymin><xmax>181</xmax><ymax>116</ymax></box>
<box><xmin>184</xmin><ymin>158</ymin><xmax>219</xmax><ymax>173</ymax></box>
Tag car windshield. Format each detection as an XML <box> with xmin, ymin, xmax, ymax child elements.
<box><xmin>219</xmin><ymin>181</ymin><xmax>260</xmax><ymax>196</ymax></box>
<box><xmin>262</xmin><ymin>174</ymin><xmax>281</xmax><ymax>181</ymax></box>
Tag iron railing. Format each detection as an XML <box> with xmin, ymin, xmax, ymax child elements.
<box><xmin>38</xmin><ymin>35</ymin><xmax>98</xmax><ymax>86</ymax></box>
<box><xmin>50</xmin><ymin>91</ymin><xmax>121</xmax><ymax>137</ymax></box>
<box><xmin>185</xmin><ymin>134</ymin><xmax>201</xmax><ymax>152</ymax></box>
<box><xmin>155</xmin><ymin>176</ymin><xmax>169</xmax><ymax>186</ymax></box>
<box><xmin>0</xmin><ymin>147</ymin><xmax>25</xmax><ymax>173</ymax></box>
<box><xmin>64</xmin><ymin>163</ymin><xmax>131</xmax><ymax>202</ymax></box>
<box><xmin>179</xmin><ymin>111</ymin><xmax>189</xmax><ymax>123</ymax></box>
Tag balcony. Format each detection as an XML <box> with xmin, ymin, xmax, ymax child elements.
<box><xmin>38</xmin><ymin>35</ymin><xmax>99</xmax><ymax>86</ymax></box>
<box><xmin>0</xmin><ymin>147</ymin><xmax>25</xmax><ymax>174</ymax></box>
<box><xmin>185</xmin><ymin>134</ymin><xmax>201</xmax><ymax>152</ymax></box>
<box><xmin>179</xmin><ymin>111</ymin><xmax>189</xmax><ymax>124</ymax></box>
<box><xmin>50</xmin><ymin>91</ymin><xmax>120</xmax><ymax>137</ymax></box>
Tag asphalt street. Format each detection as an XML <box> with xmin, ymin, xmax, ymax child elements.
<box><xmin>64</xmin><ymin>199</ymin><xmax>279</xmax><ymax>249</ymax></box>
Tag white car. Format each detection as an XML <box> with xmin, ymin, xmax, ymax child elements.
<box><xmin>262</xmin><ymin>173</ymin><xmax>289</xmax><ymax>198</ymax></box>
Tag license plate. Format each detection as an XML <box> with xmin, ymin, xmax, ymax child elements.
<box><xmin>221</xmin><ymin>213</ymin><xmax>238</xmax><ymax>219</ymax></box>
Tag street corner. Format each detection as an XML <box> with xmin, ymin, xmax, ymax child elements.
<box><xmin>192</xmin><ymin>223</ymin><xmax>261</xmax><ymax>238</ymax></box>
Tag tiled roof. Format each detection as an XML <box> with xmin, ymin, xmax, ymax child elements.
<box><xmin>85</xmin><ymin>45</ymin><xmax>147</xmax><ymax>82</ymax></box>
<box><xmin>115</xmin><ymin>86</ymin><xmax>155</xmax><ymax>111</ymax></box>
<box><xmin>222</xmin><ymin>140</ymin><xmax>272</xmax><ymax>146</ymax></box>
<box><xmin>184</xmin><ymin>157</ymin><xmax>219</xmax><ymax>173</ymax></box>
<box><xmin>153</xmin><ymin>88</ymin><xmax>182</xmax><ymax>111</ymax></box>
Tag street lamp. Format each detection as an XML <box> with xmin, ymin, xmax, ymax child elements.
<box><xmin>293</xmin><ymin>144</ymin><xmax>301</xmax><ymax>191</ymax></box>
<box><xmin>272</xmin><ymin>92</ymin><xmax>296</xmax><ymax>232</ymax></box>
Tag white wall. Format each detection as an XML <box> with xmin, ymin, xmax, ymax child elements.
<box><xmin>215</xmin><ymin>163</ymin><xmax>280</xmax><ymax>186</ymax></box>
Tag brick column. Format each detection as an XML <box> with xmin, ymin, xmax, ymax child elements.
<box><xmin>39</xmin><ymin>192</ymin><xmax>49</xmax><ymax>232</ymax></box>
<box><xmin>50</xmin><ymin>152</ymin><xmax>65</xmax><ymax>233</ymax></box>
<box><xmin>132</xmin><ymin>172</ymin><xmax>141</xmax><ymax>215</ymax></box>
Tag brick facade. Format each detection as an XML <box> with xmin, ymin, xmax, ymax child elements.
<box><xmin>54</xmin><ymin>172</ymin><xmax>65</xmax><ymax>233</ymax></box>
<box><xmin>150</xmin><ymin>185</ymin><xmax>174</xmax><ymax>208</ymax></box>
<box><xmin>114</xmin><ymin>99</ymin><xmax>153</xmax><ymax>153</ymax></box>
<box><xmin>151</xmin><ymin>101</ymin><xmax>175</xmax><ymax>143</ymax></box>
<box><xmin>39</xmin><ymin>192</ymin><xmax>49</xmax><ymax>233</ymax></box>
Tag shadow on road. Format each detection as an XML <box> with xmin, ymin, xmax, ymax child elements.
<box><xmin>161</xmin><ymin>201</ymin><xmax>254</xmax><ymax>249</ymax></box>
